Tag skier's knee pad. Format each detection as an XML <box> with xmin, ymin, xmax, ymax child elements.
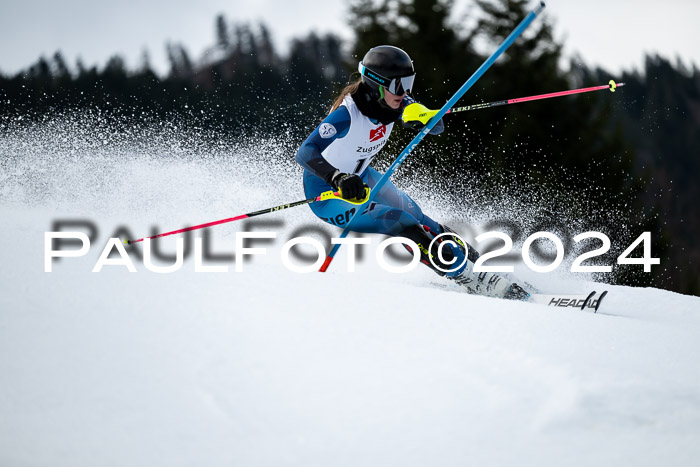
<box><xmin>438</xmin><ymin>224</ymin><xmax>480</xmax><ymax>263</ymax></box>
<box><xmin>398</xmin><ymin>224</ymin><xmax>465</xmax><ymax>276</ymax></box>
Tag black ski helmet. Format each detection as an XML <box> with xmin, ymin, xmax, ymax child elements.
<box><xmin>358</xmin><ymin>45</ymin><xmax>415</xmax><ymax>100</ymax></box>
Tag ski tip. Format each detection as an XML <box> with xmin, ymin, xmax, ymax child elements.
<box><xmin>594</xmin><ymin>290</ymin><xmax>609</xmax><ymax>313</ymax></box>
<box><xmin>581</xmin><ymin>291</ymin><xmax>597</xmax><ymax>310</ymax></box>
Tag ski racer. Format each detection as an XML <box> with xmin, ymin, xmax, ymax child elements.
<box><xmin>295</xmin><ymin>45</ymin><xmax>529</xmax><ymax>300</ymax></box>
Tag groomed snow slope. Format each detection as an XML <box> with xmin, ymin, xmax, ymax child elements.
<box><xmin>1</xmin><ymin>121</ymin><xmax>699</xmax><ymax>466</ymax></box>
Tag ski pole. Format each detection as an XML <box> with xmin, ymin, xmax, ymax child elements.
<box><xmin>123</xmin><ymin>189</ymin><xmax>367</xmax><ymax>245</ymax></box>
<box><xmin>319</xmin><ymin>1</ymin><xmax>547</xmax><ymax>273</ymax></box>
<box><xmin>446</xmin><ymin>80</ymin><xmax>624</xmax><ymax>114</ymax></box>
<box><xmin>402</xmin><ymin>81</ymin><xmax>624</xmax><ymax>125</ymax></box>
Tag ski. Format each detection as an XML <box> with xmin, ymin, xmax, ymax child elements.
<box><xmin>433</xmin><ymin>279</ymin><xmax>609</xmax><ymax>312</ymax></box>
<box><xmin>528</xmin><ymin>290</ymin><xmax>608</xmax><ymax>312</ymax></box>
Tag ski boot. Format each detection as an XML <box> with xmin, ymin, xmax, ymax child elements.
<box><xmin>433</xmin><ymin>224</ymin><xmax>531</xmax><ymax>301</ymax></box>
<box><xmin>437</xmin><ymin>224</ymin><xmax>531</xmax><ymax>300</ymax></box>
<box><xmin>398</xmin><ymin>224</ymin><xmax>531</xmax><ymax>301</ymax></box>
<box><xmin>448</xmin><ymin>264</ymin><xmax>531</xmax><ymax>301</ymax></box>
<box><xmin>446</xmin><ymin>262</ymin><xmax>508</xmax><ymax>298</ymax></box>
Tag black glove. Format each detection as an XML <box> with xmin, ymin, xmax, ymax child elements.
<box><xmin>401</xmin><ymin>102</ymin><xmax>432</xmax><ymax>131</ymax></box>
<box><xmin>401</xmin><ymin>102</ymin><xmax>444</xmax><ymax>134</ymax></box>
<box><xmin>401</xmin><ymin>119</ymin><xmax>425</xmax><ymax>131</ymax></box>
<box><xmin>331</xmin><ymin>172</ymin><xmax>366</xmax><ymax>200</ymax></box>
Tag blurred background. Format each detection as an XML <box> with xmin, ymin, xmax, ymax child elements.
<box><xmin>1</xmin><ymin>0</ymin><xmax>699</xmax><ymax>295</ymax></box>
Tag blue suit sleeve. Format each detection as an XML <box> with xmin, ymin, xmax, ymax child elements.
<box><xmin>295</xmin><ymin>106</ymin><xmax>351</xmax><ymax>184</ymax></box>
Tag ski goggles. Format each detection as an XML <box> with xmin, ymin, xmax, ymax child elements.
<box><xmin>358</xmin><ymin>63</ymin><xmax>415</xmax><ymax>95</ymax></box>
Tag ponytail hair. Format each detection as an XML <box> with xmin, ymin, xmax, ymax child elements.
<box><xmin>329</xmin><ymin>78</ymin><xmax>363</xmax><ymax>114</ymax></box>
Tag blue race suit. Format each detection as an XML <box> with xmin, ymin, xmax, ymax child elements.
<box><xmin>295</xmin><ymin>95</ymin><xmax>444</xmax><ymax>236</ymax></box>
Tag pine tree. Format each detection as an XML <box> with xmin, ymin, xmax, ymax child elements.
<box><xmin>215</xmin><ymin>14</ymin><xmax>230</xmax><ymax>50</ymax></box>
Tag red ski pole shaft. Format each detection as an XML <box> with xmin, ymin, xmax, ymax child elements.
<box><xmin>446</xmin><ymin>80</ymin><xmax>624</xmax><ymax>114</ymax></box>
<box><xmin>124</xmin><ymin>189</ymin><xmax>346</xmax><ymax>245</ymax></box>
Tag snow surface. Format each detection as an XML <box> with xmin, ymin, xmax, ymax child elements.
<box><xmin>1</xmin><ymin>118</ymin><xmax>700</xmax><ymax>466</ymax></box>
